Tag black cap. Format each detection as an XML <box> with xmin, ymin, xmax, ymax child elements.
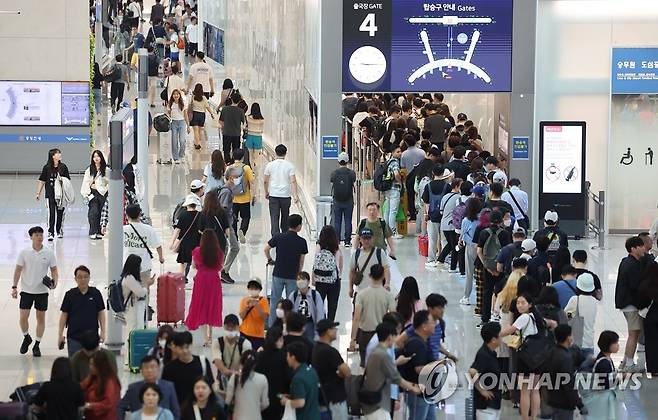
<box><xmin>316</xmin><ymin>319</ymin><xmax>339</xmax><ymax>334</ymax></box>
<box><xmin>457</xmin><ymin>113</ymin><xmax>468</xmax><ymax>121</ymax></box>
<box><xmin>359</xmin><ymin>227</ymin><xmax>374</xmax><ymax>238</ymax></box>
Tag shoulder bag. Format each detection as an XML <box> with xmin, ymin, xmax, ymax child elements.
<box><xmin>517</xmin><ymin>314</ymin><xmax>554</xmax><ymax>372</ymax></box>
<box><xmin>353</xmin><ymin>248</ymin><xmax>375</xmax><ymax>286</ymax></box>
<box><xmin>130</xmin><ymin>223</ymin><xmax>154</xmax><ymax>259</ymax></box>
<box><xmin>160</xmin><ymin>76</ymin><xmax>170</xmax><ymax>101</ymax></box>
<box><xmin>171</xmin><ymin>212</ymin><xmax>199</xmax><ymax>252</ymax></box>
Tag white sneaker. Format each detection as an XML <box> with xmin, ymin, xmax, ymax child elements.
<box><xmin>449</xmin><ymin>268</ymin><xmax>459</xmax><ymax>273</ymax></box>
<box><xmin>425</xmin><ymin>261</ymin><xmax>439</xmax><ymax>268</ymax></box>
<box><xmin>459</xmin><ymin>297</ymin><xmax>471</xmax><ymax>306</ymax></box>
<box><xmin>89</xmin><ymin>234</ymin><xmax>96</xmax><ymax>240</ymax></box>
<box><xmin>491</xmin><ymin>313</ymin><xmax>501</xmax><ymax>322</ymax></box>
<box><xmin>622</xmin><ymin>363</ymin><xmax>645</xmax><ymax>373</ymax></box>
<box><xmin>393</xmin><ymin>234</ymin><xmax>404</xmax><ymax>239</ymax></box>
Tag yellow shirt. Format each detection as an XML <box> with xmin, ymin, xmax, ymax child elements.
<box><xmin>239</xmin><ymin>296</ymin><xmax>269</xmax><ymax>338</ymax></box>
<box><xmin>231</xmin><ymin>162</ymin><xmax>255</xmax><ymax>204</ymax></box>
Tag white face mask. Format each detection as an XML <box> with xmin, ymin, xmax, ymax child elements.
<box><xmin>297</xmin><ymin>280</ymin><xmax>309</xmax><ymax>289</ymax></box>
<box><xmin>249</xmin><ymin>290</ymin><xmax>260</xmax><ymax>297</ymax></box>
<box><xmin>276</xmin><ymin>308</ymin><xmax>285</xmax><ymax>319</ymax></box>
<box><xmin>225</xmin><ymin>330</ymin><xmax>239</xmax><ymax>338</ymax></box>
<box><xmin>503</xmin><ymin>219</ymin><xmax>512</xmax><ymax>227</ymax></box>
<box><xmin>158</xmin><ymin>339</ymin><xmax>167</xmax><ymax>348</ymax></box>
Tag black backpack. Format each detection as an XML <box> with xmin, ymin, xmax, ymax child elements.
<box><xmin>373</xmin><ymin>160</ymin><xmax>393</xmax><ymax>192</ymax></box>
<box><xmin>367</xmin><ymin>116</ymin><xmax>386</xmax><ymax>141</ymax></box>
<box><xmin>357</xmin><ymin>218</ymin><xmax>387</xmax><ymax>240</ymax></box>
<box><xmin>171</xmin><ymin>201</ymin><xmax>185</xmax><ymax>226</ymax></box>
<box><xmin>104</xmin><ymin>65</ymin><xmax>122</xmax><ymax>82</ymax></box>
<box><xmin>332</xmin><ymin>170</ymin><xmax>353</xmax><ymax>202</ymax></box>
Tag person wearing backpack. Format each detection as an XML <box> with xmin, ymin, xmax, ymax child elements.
<box><xmin>348</xmin><ymin>228</ymin><xmax>390</xmax><ymax>302</ymax></box>
<box><xmin>289</xmin><ymin>272</ymin><xmax>326</xmax><ymax>342</ymax></box>
<box><xmin>352</xmin><ymin>202</ymin><xmax>396</xmax><ymax>258</ymax></box>
<box><xmin>229</xmin><ymin>149</ymin><xmax>256</xmax><ymax>244</ymax></box>
<box><xmin>476</xmin><ymin>210</ymin><xmax>511</xmax><ymax>324</ymax></box>
<box><xmin>533</xmin><ymin>210</ymin><xmax>568</xmax><ymax>257</ymax></box>
<box><xmin>330</xmin><ymin>153</ymin><xmax>356</xmax><ymax>247</ymax></box>
<box><xmin>313</xmin><ymin>226</ymin><xmax>343</xmax><ymax>322</ymax></box>
<box><xmin>219</xmin><ymin>168</ymin><xmax>240</xmax><ymax>284</ymax></box>
<box><xmin>382</xmin><ymin>146</ymin><xmax>404</xmax><ymax>238</ymax></box>
<box><xmin>527</xmin><ymin>235</ymin><xmax>552</xmax><ymax>287</ymax></box>
<box><xmin>120</xmin><ymin>254</ymin><xmax>154</xmax><ymax>333</ymax></box>
<box><xmin>422</xmin><ymin>166</ymin><xmax>450</xmax><ymax>268</ymax></box>
<box><xmin>108</xmin><ymin>54</ymin><xmax>130</xmax><ymax>112</ymax></box>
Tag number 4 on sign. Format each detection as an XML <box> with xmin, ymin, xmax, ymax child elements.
<box><xmin>360</xmin><ymin>13</ymin><xmax>378</xmax><ymax>37</ymax></box>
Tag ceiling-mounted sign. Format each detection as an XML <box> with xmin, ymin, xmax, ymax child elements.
<box><xmin>611</xmin><ymin>47</ymin><xmax>658</xmax><ymax>94</ymax></box>
<box><xmin>342</xmin><ymin>0</ymin><xmax>513</xmax><ymax>93</ymax></box>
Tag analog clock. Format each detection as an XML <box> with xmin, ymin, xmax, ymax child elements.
<box><xmin>348</xmin><ymin>46</ymin><xmax>387</xmax><ymax>85</ymax></box>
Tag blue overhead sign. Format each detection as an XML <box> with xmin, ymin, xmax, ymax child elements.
<box><xmin>611</xmin><ymin>47</ymin><xmax>658</xmax><ymax>94</ymax></box>
<box><xmin>321</xmin><ymin>136</ymin><xmax>339</xmax><ymax>159</ymax></box>
<box><xmin>0</xmin><ymin>133</ymin><xmax>89</xmax><ymax>143</ymax></box>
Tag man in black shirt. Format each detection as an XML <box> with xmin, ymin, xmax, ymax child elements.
<box><xmin>533</xmin><ymin>210</ymin><xmax>569</xmax><ymax>254</ymax></box>
<box><xmin>401</xmin><ymin>310</ymin><xmax>437</xmax><ymax>420</ymax></box>
<box><xmin>469</xmin><ymin>322</ymin><xmax>502</xmax><ymax>419</ymax></box>
<box><xmin>445</xmin><ymin>145</ymin><xmax>470</xmax><ymax>180</ymax></box>
<box><xmin>572</xmin><ymin>250</ymin><xmax>603</xmax><ymax>300</ymax></box>
<box><xmin>422</xmin><ymin>165</ymin><xmax>450</xmax><ymax>268</ymax></box>
<box><xmin>58</xmin><ymin>265</ymin><xmax>105</xmax><ymax>357</ymax></box>
<box><xmin>219</xmin><ymin>91</ymin><xmax>246</xmax><ymax>162</ymax></box>
<box><xmin>477</xmin><ymin>211</ymin><xmax>512</xmax><ymax>324</ymax></box>
<box><xmin>484</xmin><ymin>182</ymin><xmax>514</xmax><ymax>215</ymax></box>
<box><xmin>330</xmin><ymin>152</ymin><xmax>356</xmax><ymax>247</ymax></box>
<box><xmin>265</xmin><ymin>214</ymin><xmax>308</xmax><ymax>325</ymax></box>
<box><xmin>545</xmin><ymin>325</ymin><xmax>586</xmax><ymax>418</ymax></box>
<box><xmin>424</xmin><ymin>104</ymin><xmax>451</xmax><ymax>149</ymax></box>
<box><xmin>311</xmin><ymin>320</ymin><xmax>350</xmax><ymax>418</ymax></box>
<box><xmin>161</xmin><ymin>331</ymin><xmax>214</xmax><ymax>405</ymax></box>
<box><xmin>283</xmin><ymin>312</ymin><xmax>314</xmax><ymax>362</ymax></box>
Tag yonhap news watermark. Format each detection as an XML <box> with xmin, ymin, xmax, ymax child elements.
<box><xmin>418</xmin><ymin>360</ymin><xmax>644</xmax><ymax>404</ymax></box>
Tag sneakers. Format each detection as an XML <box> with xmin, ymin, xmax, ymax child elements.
<box><xmin>32</xmin><ymin>342</ymin><xmax>41</xmax><ymax>358</ymax></box>
<box><xmin>621</xmin><ymin>362</ymin><xmax>645</xmax><ymax>373</ymax></box>
<box><xmin>48</xmin><ymin>233</ymin><xmax>54</xmax><ymax>241</ymax></box>
<box><xmin>19</xmin><ymin>334</ymin><xmax>33</xmax><ymax>355</ymax></box>
<box><xmin>491</xmin><ymin>313</ymin><xmax>501</xmax><ymax>322</ymax></box>
<box><xmin>448</xmin><ymin>268</ymin><xmax>459</xmax><ymax>273</ymax></box>
<box><xmin>238</xmin><ymin>230</ymin><xmax>246</xmax><ymax>244</ymax></box>
<box><xmin>221</xmin><ymin>271</ymin><xmax>236</xmax><ymax>284</ymax></box>
<box><xmin>57</xmin><ymin>231</ymin><xmax>63</xmax><ymax>238</ymax></box>
<box><xmin>459</xmin><ymin>297</ymin><xmax>471</xmax><ymax>306</ymax></box>
<box><xmin>89</xmin><ymin>234</ymin><xmax>96</xmax><ymax>240</ymax></box>
<box><xmin>425</xmin><ymin>261</ymin><xmax>439</xmax><ymax>268</ymax></box>
<box><xmin>393</xmin><ymin>234</ymin><xmax>404</xmax><ymax>239</ymax></box>
<box><xmin>344</xmin><ymin>242</ymin><xmax>352</xmax><ymax>248</ymax></box>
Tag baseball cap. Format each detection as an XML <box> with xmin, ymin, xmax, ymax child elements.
<box><xmin>521</xmin><ymin>239</ymin><xmax>536</xmax><ymax>252</ymax></box>
<box><xmin>182</xmin><ymin>194</ymin><xmax>201</xmax><ymax>207</ymax></box>
<box><xmin>247</xmin><ymin>277</ymin><xmax>262</xmax><ymax>290</ymax></box>
<box><xmin>190</xmin><ymin>179</ymin><xmax>204</xmax><ymax>190</ymax></box>
<box><xmin>513</xmin><ymin>226</ymin><xmax>526</xmax><ymax>236</ymax></box>
<box><xmin>359</xmin><ymin>227</ymin><xmax>374</xmax><ymax>238</ymax></box>
<box><xmin>493</xmin><ymin>171</ymin><xmax>508</xmax><ymax>184</ymax></box>
<box><xmin>544</xmin><ymin>210</ymin><xmax>559</xmax><ymax>224</ymax></box>
<box><xmin>338</xmin><ymin>152</ymin><xmax>349</xmax><ymax>164</ymax></box>
<box><xmin>457</xmin><ymin>113</ymin><xmax>468</xmax><ymax>121</ymax></box>
<box><xmin>472</xmin><ymin>185</ymin><xmax>487</xmax><ymax>197</ymax></box>
<box><xmin>576</xmin><ymin>273</ymin><xmax>595</xmax><ymax>293</ymax></box>
<box><xmin>316</xmin><ymin>319</ymin><xmax>339</xmax><ymax>334</ymax></box>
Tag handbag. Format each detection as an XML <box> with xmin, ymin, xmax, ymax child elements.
<box><xmin>171</xmin><ymin>212</ymin><xmax>199</xmax><ymax>252</ymax></box>
<box><xmin>517</xmin><ymin>315</ymin><xmax>554</xmax><ymax>372</ymax></box>
<box><xmin>160</xmin><ymin>76</ymin><xmax>169</xmax><ymax>101</ymax></box>
<box><xmin>502</xmin><ymin>333</ymin><xmax>521</xmax><ymax>350</ymax></box>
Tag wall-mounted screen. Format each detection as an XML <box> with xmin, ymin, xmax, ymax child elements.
<box><xmin>0</xmin><ymin>81</ymin><xmax>89</xmax><ymax>126</ymax></box>
<box><xmin>342</xmin><ymin>0</ymin><xmax>513</xmax><ymax>93</ymax></box>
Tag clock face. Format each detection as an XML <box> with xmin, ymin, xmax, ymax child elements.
<box><xmin>348</xmin><ymin>46</ymin><xmax>387</xmax><ymax>85</ymax></box>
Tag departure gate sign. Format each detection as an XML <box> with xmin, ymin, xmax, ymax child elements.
<box><xmin>342</xmin><ymin>0</ymin><xmax>513</xmax><ymax>92</ymax></box>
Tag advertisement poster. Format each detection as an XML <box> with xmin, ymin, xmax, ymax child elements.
<box><xmin>541</xmin><ymin>125</ymin><xmax>583</xmax><ymax>194</ymax></box>
<box><xmin>203</xmin><ymin>22</ymin><xmax>225</xmax><ymax>66</ymax></box>
<box><xmin>343</xmin><ymin>0</ymin><xmax>513</xmax><ymax>92</ymax></box>
<box><xmin>611</xmin><ymin>48</ymin><xmax>658</xmax><ymax>94</ymax></box>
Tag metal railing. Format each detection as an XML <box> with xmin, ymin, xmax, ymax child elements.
<box><xmin>586</xmin><ymin>181</ymin><xmax>606</xmax><ymax>249</ymax></box>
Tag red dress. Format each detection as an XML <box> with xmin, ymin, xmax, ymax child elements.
<box><xmin>80</xmin><ymin>377</ymin><xmax>120</xmax><ymax>420</ymax></box>
<box><xmin>185</xmin><ymin>247</ymin><xmax>224</xmax><ymax>330</ymax></box>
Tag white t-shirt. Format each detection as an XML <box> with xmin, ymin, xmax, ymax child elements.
<box><xmin>127</xmin><ymin>2</ymin><xmax>141</xmax><ymax>19</ymax></box>
<box><xmin>169</xmin><ymin>33</ymin><xmax>179</xmax><ymax>53</ymax></box>
<box><xmin>16</xmin><ymin>246</ymin><xmax>57</xmax><ymax>294</ymax></box>
<box><xmin>123</xmin><ymin>222</ymin><xmax>162</xmax><ymax>272</ymax></box>
<box><xmin>513</xmin><ymin>313</ymin><xmax>538</xmax><ymax>339</ymax></box>
<box><xmin>565</xmin><ymin>295</ymin><xmax>598</xmax><ymax>349</ymax></box>
<box><xmin>188</xmin><ymin>62</ymin><xmax>213</xmax><ymax>93</ymax></box>
<box><xmin>264</xmin><ymin>159</ymin><xmax>296</xmax><ymax>198</ymax></box>
<box><xmin>183</xmin><ymin>11</ymin><xmax>196</xmax><ymax>28</ymax></box>
<box><xmin>185</xmin><ymin>23</ymin><xmax>198</xmax><ymax>43</ymax></box>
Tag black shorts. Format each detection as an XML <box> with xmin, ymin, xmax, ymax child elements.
<box><xmin>190</xmin><ymin>111</ymin><xmax>206</xmax><ymax>126</ymax></box>
<box><xmin>19</xmin><ymin>292</ymin><xmax>48</xmax><ymax>311</ymax></box>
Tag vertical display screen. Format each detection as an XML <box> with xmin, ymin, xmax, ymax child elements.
<box><xmin>541</xmin><ymin>124</ymin><xmax>584</xmax><ymax>194</ymax></box>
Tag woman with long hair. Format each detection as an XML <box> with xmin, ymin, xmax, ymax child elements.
<box><xmin>171</xmin><ymin>194</ymin><xmax>202</xmax><ymax>277</ymax></box>
<box><xmin>220</xmin><ymin>78</ymin><xmax>234</xmax><ymax>106</ymax></box>
<box><xmin>81</xmin><ymin>150</ymin><xmax>109</xmax><ymax>239</ymax></box>
<box><xmin>167</xmin><ymin>88</ymin><xmax>190</xmax><ymax>163</ymax></box>
<box><xmin>148</xmin><ymin>324</ymin><xmax>175</xmax><ymax>365</ymax></box>
<box><xmin>500</xmin><ymin>294</ymin><xmax>557</xmax><ymax>420</ymax></box>
<box><xmin>312</xmin><ymin>225</ymin><xmax>343</xmax><ymax>321</ymax></box>
<box><xmin>188</xmin><ymin>83</ymin><xmax>215</xmax><ymax>150</ymax></box>
<box><xmin>198</xmin><ymin>190</ymin><xmax>229</xmax><ymax>253</ymax></box>
<box><xmin>121</xmin><ymin>254</ymin><xmax>154</xmax><ymax>332</ymax></box>
<box><xmin>180</xmin><ymin>377</ymin><xmax>225</xmax><ymax>420</ymax></box>
<box><xmin>245</xmin><ymin>102</ymin><xmax>265</xmax><ymax>168</ymax></box>
<box><xmin>271</xmin><ymin>299</ymin><xmax>293</xmax><ymax>333</ymax></box>
<box><xmin>81</xmin><ymin>351</ymin><xmax>121</xmax><ymax>420</ymax></box>
<box><xmin>33</xmin><ymin>356</ymin><xmax>84</xmax><ymax>419</ymax></box>
<box><xmin>396</xmin><ymin>276</ymin><xmax>423</xmax><ymax>328</ymax></box>
<box><xmin>185</xmin><ymin>229</ymin><xmax>224</xmax><ymax>346</ymax></box>
<box><xmin>460</xmin><ymin>197</ymin><xmax>483</xmax><ymax>305</ymax></box>
<box><xmin>202</xmin><ymin>149</ymin><xmax>226</xmax><ymax>191</ymax></box>
<box><xmin>255</xmin><ymin>327</ymin><xmax>289</xmax><ymax>420</ymax></box>
<box><xmin>37</xmin><ymin>148</ymin><xmax>71</xmax><ymax>240</ymax></box>
<box><xmin>226</xmin><ymin>350</ymin><xmax>269</xmax><ymax>420</ymax></box>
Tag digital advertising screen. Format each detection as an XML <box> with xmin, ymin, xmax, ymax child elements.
<box><xmin>343</xmin><ymin>0</ymin><xmax>513</xmax><ymax>93</ymax></box>
<box><xmin>540</xmin><ymin>123</ymin><xmax>584</xmax><ymax>194</ymax></box>
<box><xmin>203</xmin><ymin>22</ymin><xmax>225</xmax><ymax>66</ymax></box>
<box><xmin>0</xmin><ymin>81</ymin><xmax>89</xmax><ymax>126</ymax></box>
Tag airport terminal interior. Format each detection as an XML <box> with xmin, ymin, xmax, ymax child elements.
<box><xmin>1</xmin><ymin>0</ymin><xmax>658</xmax><ymax>419</ymax></box>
